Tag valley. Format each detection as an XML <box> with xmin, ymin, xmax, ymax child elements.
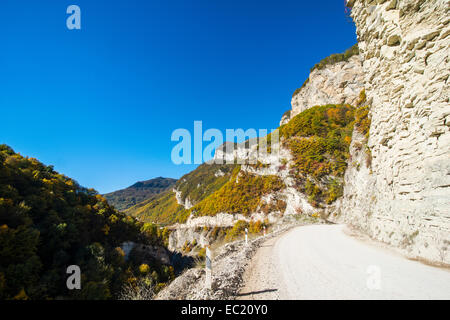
<box><xmin>1</xmin><ymin>0</ymin><xmax>449</xmax><ymax>301</ymax></box>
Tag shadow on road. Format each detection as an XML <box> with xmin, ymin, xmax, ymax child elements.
<box><xmin>236</xmin><ymin>289</ymin><xmax>278</xmax><ymax>297</ymax></box>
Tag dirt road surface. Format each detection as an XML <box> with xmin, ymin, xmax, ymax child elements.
<box><xmin>238</xmin><ymin>224</ymin><xmax>450</xmax><ymax>299</ymax></box>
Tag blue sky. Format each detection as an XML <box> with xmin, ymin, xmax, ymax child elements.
<box><xmin>0</xmin><ymin>0</ymin><xmax>356</xmax><ymax>193</ymax></box>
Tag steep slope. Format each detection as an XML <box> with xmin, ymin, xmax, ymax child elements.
<box><xmin>0</xmin><ymin>145</ymin><xmax>174</xmax><ymax>300</ymax></box>
<box><xmin>174</xmin><ymin>162</ymin><xmax>238</xmax><ymax>209</ymax></box>
<box><xmin>104</xmin><ymin>177</ymin><xmax>176</xmax><ymax>211</ymax></box>
<box><xmin>190</xmin><ymin>104</ymin><xmax>358</xmax><ymax>218</ymax></box>
<box><xmin>127</xmin><ymin>102</ymin><xmax>360</xmax><ymax>235</ymax></box>
<box><xmin>125</xmin><ymin>163</ymin><xmax>238</xmax><ymax>225</ymax></box>
<box><xmin>125</xmin><ymin>190</ymin><xmax>188</xmax><ymax>225</ymax></box>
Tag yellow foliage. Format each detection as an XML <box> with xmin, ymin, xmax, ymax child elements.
<box><xmin>192</xmin><ymin>170</ymin><xmax>285</xmax><ymax>217</ymax></box>
<box><xmin>109</xmin><ymin>214</ymin><xmax>118</xmax><ymax>223</ymax></box>
<box><xmin>355</xmin><ymin>105</ymin><xmax>371</xmax><ymax>137</ymax></box>
<box><xmin>95</xmin><ymin>194</ymin><xmax>106</xmax><ymax>202</ymax></box>
<box><xmin>65</xmin><ymin>180</ymin><xmax>74</xmax><ymax>187</ymax></box>
<box><xmin>102</xmin><ymin>224</ymin><xmax>110</xmax><ymax>235</ymax></box>
<box><xmin>356</xmin><ymin>88</ymin><xmax>366</xmax><ymax>106</ymax></box>
<box><xmin>249</xmin><ymin>220</ymin><xmax>263</xmax><ymax>234</ymax></box>
<box><xmin>139</xmin><ymin>264</ymin><xmax>150</xmax><ymax>275</ymax></box>
<box><xmin>13</xmin><ymin>288</ymin><xmax>29</xmax><ymax>300</ymax></box>
<box><xmin>344</xmin><ymin>136</ymin><xmax>352</xmax><ymax>145</ymax></box>
<box><xmin>115</xmin><ymin>247</ymin><xmax>125</xmax><ymax>257</ymax></box>
<box><xmin>198</xmin><ymin>247</ymin><xmax>206</xmax><ymax>259</ymax></box>
<box><xmin>127</xmin><ymin>276</ymin><xmax>138</xmax><ymax>285</ymax></box>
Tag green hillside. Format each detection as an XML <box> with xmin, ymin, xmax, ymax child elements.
<box><xmin>280</xmin><ymin>104</ymin><xmax>361</xmax><ymax>206</ymax></box>
<box><xmin>191</xmin><ymin>169</ymin><xmax>286</xmax><ymax>217</ymax></box>
<box><xmin>125</xmin><ymin>191</ymin><xmax>188</xmax><ymax>225</ymax></box>
<box><xmin>104</xmin><ymin>177</ymin><xmax>176</xmax><ymax>211</ymax></box>
<box><xmin>125</xmin><ymin>163</ymin><xmax>238</xmax><ymax>224</ymax></box>
<box><xmin>175</xmin><ymin>162</ymin><xmax>238</xmax><ymax>205</ymax></box>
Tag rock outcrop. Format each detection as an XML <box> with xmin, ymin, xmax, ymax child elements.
<box><xmin>121</xmin><ymin>241</ymin><xmax>171</xmax><ymax>265</ymax></box>
<box><xmin>290</xmin><ymin>55</ymin><xmax>365</xmax><ymax>119</ymax></box>
<box><xmin>173</xmin><ymin>188</ymin><xmax>193</xmax><ymax>209</ymax></box>
<box><xmin>335</xmin><ymin>0</ymin><xmax>450</xmax><ymax>264</ymax></box>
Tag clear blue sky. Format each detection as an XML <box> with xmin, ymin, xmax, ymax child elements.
<box><xmin>0</xmin><ymin>0</ymin><xmax>356</xmax><ymax>194</ymax></box>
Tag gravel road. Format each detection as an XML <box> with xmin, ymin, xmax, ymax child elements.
<box><xmin>238</xmin><ymin>224</ymin><xmax>450</xmax><ymax>300</ymax></box>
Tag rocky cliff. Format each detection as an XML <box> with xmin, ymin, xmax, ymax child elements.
<box><xmin>334</xmin><ymin>0</ymin><xmax>450</xmax><ymax>264</ymax></box>
<box><xmin>291</xmin><ymin>54</ymin><xmax>365</xmax><ymax>119</ymax></box>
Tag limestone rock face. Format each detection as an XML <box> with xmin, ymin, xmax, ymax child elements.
<box><xmin>173</xmin><ymin>188</ymin><xmax>193</xmax><ymax>209</ymax></box>
<box><xmin>290</xmin><ymin>55</ymin><xmax>365</xmax><ymax>118</ymax></box>
<box><xmin>337</xmin><ymin>0</ymin><xmax>450</xmax><ymax>264</ymax></box>
<box><xmin>167</xmin><ymin>212</ymin><xmax>281</xmax><ymax>251</ymax></box>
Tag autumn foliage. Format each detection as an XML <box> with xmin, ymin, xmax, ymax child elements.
<box><xmin>279</xmin><ymin>104</ymin><xmax>355</xmax><ymax>206</ymax></box>
<box><xmin>0</xmin><ymin>145</ymin><xmax>172</xmax><ymax>300</ymax></box>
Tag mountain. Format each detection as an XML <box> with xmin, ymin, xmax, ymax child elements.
<box><xmin>104</xmin><ymin>177</ymin><xmax>177</xmax><ymax>211</ymax></box>
<box><xmin>127</xmin><ymin>0</ymin><xmax>450</xmax><ymax>267</ymax></box>
<box><xmin>126</xmin><ymin>101</ymin><xmax>359</xmax><ymax>233</ymax></box>
<box><xmin>125</xmin><ymin>163</ymin><xmax>238</xmax><ymax>225</ymax></box>
<box><xmin>0</xmin><ymin>145</ymin><xmax>175</xmax><ymax>300</ymax></box>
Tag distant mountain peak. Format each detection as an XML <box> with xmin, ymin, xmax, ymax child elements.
<box><xmin>104</xmin><ymin>177</ymin><xmax>177</xmax><ymax>211</ymax></box>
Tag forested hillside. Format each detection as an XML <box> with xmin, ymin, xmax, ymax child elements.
<box><xmin>104</xmin><ymin>177</ymin><xmax>176</xmax><ymax>211</ymax></box>
<box><xmin>125</xmin><ymin>163</ymin><xmax>238</xmax><ymax>225</ymax></box>
<box><xmin>0</xmin><ymin>145</ymin><xmax>174</xmax><ymax>300</ymax></box>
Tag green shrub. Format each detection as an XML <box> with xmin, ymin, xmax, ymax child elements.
<box><xmin>197</xmin><ymin>247</ymin><xmax>206</xmax><ymax>259</ymax></box>
<box><xmin>260</xmin><ymin>199</ymin><xmax>287</xmax><ymax>214</ymax></box>
<box><xmin>355</xmin><ymin>105</ymin><xmax>371</xmax><ymax>138</ymax></box>
<box><xmin>356</xmin><ymin>88</ymin><xmax>366</xmax><ymax>107</ymax></box>
<box><xmin>225</xmin><ymin>220</ymin><xmax>248</xmax><ymax>241</ymax></box>
<box><xmin>325</xmin><ymin>179</ymin><xmax>343</xmax><ymax>204</ymax></box>
<box><xmin>310</xmin><ymin>44</ymin><xmax>359</xmax><ymax>73</ymax></box>
<box><xmin>282</xmin><ymin>110</ymin><xmax>291</xmax><ymax>119</ymax></box>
